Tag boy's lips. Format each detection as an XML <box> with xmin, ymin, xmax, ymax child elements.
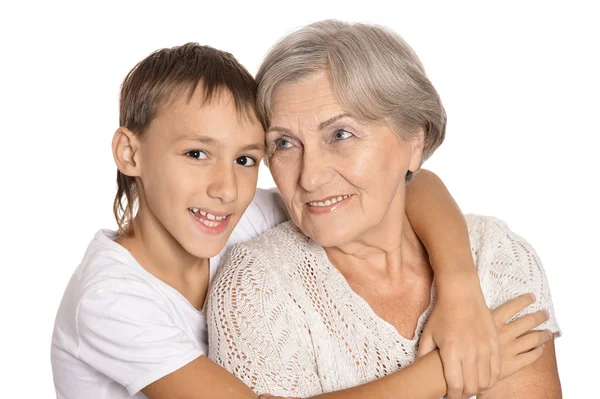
<box><xmin>188</xmin><ymin>207</ymin><xmax>230</xmax><ymax>221</ymax></box>
<box><xmin>188</xmin><ymin>208</ymin><xmax>231</xmax><ymax>234</ymax></box>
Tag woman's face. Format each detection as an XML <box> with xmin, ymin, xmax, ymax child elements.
<box><xmin>267</xmin><ymin>71</ymin><xmax>424</xmax><ymax>247</ymax></box>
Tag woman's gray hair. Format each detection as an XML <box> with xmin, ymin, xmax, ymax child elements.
<box><xmin>256</xmin><ymin>20</ymin><xmax>446</xmax><ymax>173</ymax></box>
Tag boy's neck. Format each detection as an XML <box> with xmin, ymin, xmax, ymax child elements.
<box><xmin>116</xmin><ymin>213</ymin><xmax>210</xmax><ymax>310</ymax></box>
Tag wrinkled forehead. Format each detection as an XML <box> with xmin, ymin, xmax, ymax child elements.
<box><xmin>270</xmin><ymin>72</ymin><xmax>347</xmax><ymax>129</ymax></box>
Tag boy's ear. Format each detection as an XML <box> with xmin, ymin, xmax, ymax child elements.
<box><xmin>408</xmin><ymin>126</ymin><xmax>425</xmax><ymax>173</ymax></box>
<box><xmin>112</xmin><ymin>127</ymin><xmax>141</xmax><ymax>177</ymax></box>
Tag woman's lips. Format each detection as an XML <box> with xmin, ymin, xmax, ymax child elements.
<box><xmin>305</xmin><ymin>194</ymin><xmax>352</xmax><ymax>215</ymax></box>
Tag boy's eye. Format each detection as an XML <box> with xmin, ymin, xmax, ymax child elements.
<box><xmin>235</xmin><ymin>156</ymin><xmax>256</xmax><ymax>167</ymax></box>
<box><xmin>186</xmin><ymin>150</ymin><xmax>208</xmax><ymax>160</ymax></box>
<box><xmin>333</xmin><ymin>129</ymin><xmax>354</xmax><ymax>141</ymax></box>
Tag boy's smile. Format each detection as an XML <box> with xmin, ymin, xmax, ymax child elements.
<box><xmin>134</xmin><ymin>84</ymin><xmax>265</xmax><ymax>259</ymax></box>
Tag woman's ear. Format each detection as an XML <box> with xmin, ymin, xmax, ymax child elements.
<box><xmin>408</xmin><ymin>127</ymin><xmax>425</xmax><ymax>172</ymax></box>
<box><xmin>112</xmin><ymin>127</ymin><xmax>141</xmax><ymax>177</ymax></box>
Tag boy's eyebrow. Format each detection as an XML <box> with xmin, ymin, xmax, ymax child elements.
<box><xmin>175</xmin><ymin>134</ymin><xmax>264</xmax><ymax>152</ymax></box>
<box><xmin>240</xmin><ymin>143</ymin><xmax>265</xmax><ymax>152</ymax></box>
<box><xmin>175</xmin><ymin>134</ymin><xmax>218</xmax><ymax>145</ymax></box>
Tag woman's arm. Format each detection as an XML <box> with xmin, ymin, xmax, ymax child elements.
<box><xmin>142</xmin><ymin>288</ymin><xmax>550</xmax><ymax>399</ymax></box>
<box><xmin>199</xmin><ymin>244</ymin><xmax>550</xmax><ymax>399</ymax></box>
<box><xmin>478</xmin><ymin>340</ymin><xmax>561</xmax><ymax>399</ymax></box>
<box><xmin>405</xmin><ymin>169</ymin><xmax>501</xmax><ymax>397</ymax></box>
<box><xmin>475</xmin><ymin>215</ymin><xmax>562</xmax><ymax>398</ymax></box>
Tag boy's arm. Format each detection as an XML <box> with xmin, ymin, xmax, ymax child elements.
<box><xmin>405</xmin><ymin>169</ymin><xmax>501</xmax><ymax>398</ymax></box>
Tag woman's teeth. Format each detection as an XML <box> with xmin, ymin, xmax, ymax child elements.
<box><xmin>308</xmin><ymin>195</ymin><xmax>351</xmax><ymax>207</ymax></box>
<box><xmin>189</xmin><ymin>208</ymin><xmax>228</xmax><ymax>226</ymax></box>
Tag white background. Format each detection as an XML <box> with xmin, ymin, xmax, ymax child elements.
<box><xmin>1</xmin><ymin>0</ymin><xmax>598</xmax><ymax>397</ymax></box>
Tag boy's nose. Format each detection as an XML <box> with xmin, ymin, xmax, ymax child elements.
<box><xmin>207</xmin><ymin>164</ymin><xmax>238</xmax><ymax>204</ymax></box>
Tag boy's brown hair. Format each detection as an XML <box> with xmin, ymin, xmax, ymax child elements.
<box><xmin>114</xmin><ymin>42</ymin><xmax>258</xmax><ymax>235</ymax></box>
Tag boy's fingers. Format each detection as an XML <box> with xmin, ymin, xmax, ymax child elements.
<box><xmin>514</xmin><ymin>345</ymin><xmax>545</xmax><ymax>373</ymax></box>
<box><xmin>505</xmin><ymin>310</ymin><xmax>549</xmax><ymax>337</ymax></box>
<box><xmin>416</xmin><ymin>329</ymin><xmax>437</xmax><ymax>358</ymax></box>
<box><xmin>492</xmin><ymin>294</ymin><xmax>535</xmax><ymax>326</ymax></box>
<box><xmin>512</xmin><ymin>330</ymin><xmax>552</xmax><ymax>355</ymax></box>
<box><xmin>441</xmin><ymin>347</ymin><xmax>464</xmax><ymax>399</ymax></box>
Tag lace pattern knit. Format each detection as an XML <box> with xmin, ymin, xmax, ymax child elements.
<box><xmin>208</xmin><ymin>215</ymin><xmax>560</xmax><ymax>397</ymax></box>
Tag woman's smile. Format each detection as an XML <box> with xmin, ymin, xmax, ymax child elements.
<box><xmin>305</xmin><ymin>194</ymin><xmax>353</xmax><ymax>214</ymax></box>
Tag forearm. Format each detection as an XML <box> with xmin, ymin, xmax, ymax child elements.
<box><xmin>405</xmin><ymin>169</ymin><xmax>475</xmax><ymax>283</ymax></box>
<box><xmin>309</xmin><ymin>351</ymin><xmax>447</xmax><ymax>399</ymax></box>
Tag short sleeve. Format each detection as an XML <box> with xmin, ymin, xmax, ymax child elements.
<box><xmin>476</xmin><ymin>217</ymin><xmax>561</xmax><ymax>337</ymax></box>
<box><xmin>208</xmin><ymin>244</ymin><xmax>322</xmax><ymax>397</ymax></box>
<box><xmin>76</xmin><ymin>278</ymin><xmax>203</xmax><ymax>395</ymax></box>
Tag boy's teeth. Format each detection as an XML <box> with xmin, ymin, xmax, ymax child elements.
<box><xmin>309</xmin><ymin>195</ymin><xmax>350</xmax><ymax>207</ymax></box>
<box><xmin>200</xmin><ymin>219</ymin><xmax>220</xmax><ymax>227</ymax></box>
<box><xmin>190</xmin><ymin>208</ymin><xmax>228</xmax><ymax>222</ymax></box>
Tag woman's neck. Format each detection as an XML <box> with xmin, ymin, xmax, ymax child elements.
<box><xmin>324</xmin><ymin>197</ymin><xmax>431</xmax><ymax>284</ymax></box>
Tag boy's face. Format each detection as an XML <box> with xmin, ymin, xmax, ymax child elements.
<box><xmin>136</xmin><ymin>86</ymin><xmax>264</xmax><ymax>259</ymax></box>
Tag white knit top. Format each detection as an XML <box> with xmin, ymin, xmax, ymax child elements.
<box><xmin>207</xmin><ymin>215</ymin><xmax>560</xmax><ymax>397</ymax></box>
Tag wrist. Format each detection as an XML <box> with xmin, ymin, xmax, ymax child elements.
<box><xmin>434</xmin><ymin>268</ymin><xmax>482</xmax><ymax>296</ymax></box>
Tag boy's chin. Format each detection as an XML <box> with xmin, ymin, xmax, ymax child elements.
<box><xmin>183</xmin><ymin>237</ymin><xmax>227</xmax><ymax>260</ymax></box>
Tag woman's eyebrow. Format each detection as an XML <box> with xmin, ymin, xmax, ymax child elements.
<box><xmin>318</xmin><ymin>113</ymin><xmax>350</xmax><ymax>130</ymax></box>
<box><xmin>266</xmin><ymin>113</ymin><xmax>351</xmax><ymax>136</ymax></box>
<box><xmin>266</xmin><ymin>126</ymin><xmax>292</xmax><ymax>135</ymax></box>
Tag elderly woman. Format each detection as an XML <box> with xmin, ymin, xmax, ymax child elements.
<box><xmin>208</xmin><ymin>20</ymin><xmax>561</xmax><ymax>398</ymax></box>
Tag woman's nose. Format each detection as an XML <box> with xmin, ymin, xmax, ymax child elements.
<box><xmin>206</xmin><ymin>163</ymin><xmax>238</xmax><ymax>204</ymax></box>
<box><xmin>299</xmin><ymin>148</ymin><xmax>335</xmax><ymax>192</ymax></box>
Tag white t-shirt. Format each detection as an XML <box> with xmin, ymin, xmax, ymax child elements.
<box><xmin>51</xmin><ymin>188</ymin><xmax>288</xmax><ymax>399</ymax></box>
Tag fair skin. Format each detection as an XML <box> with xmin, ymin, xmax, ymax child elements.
<box><xmin>112</xmin><ymin>82</ymin><xmax>549</xmax><ymax>399</ymax></box>
<box><xmin>266</xmin><ymin>71</ymin><xmax>561</xmax><ymax>398</ymax></box>
<box><xmin>113</xmin><ymin>87</ymin><xmax>264</xmax><ymax>310</ymax></box>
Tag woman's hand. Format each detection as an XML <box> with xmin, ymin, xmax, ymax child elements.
<box><xmin>417</xmin><ymin>272</ymin><xmax>501</xmax><ymax>399</ymax></box>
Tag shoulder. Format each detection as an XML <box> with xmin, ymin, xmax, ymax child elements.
<box><xmin>465</xmin><ymin>214</ymin><xmax>541</xmax><ymax>272</ymax></box>
<box><xmin>213</xmin><ymin>189</ymin><xmax>290</xmax><ymax>273</ymax></box>
<box><xmin>67</xmin><ymin>230</ymin><xmax>163</xmax><ymax>301</ymax></box>
<box><xmin>465</xmin><ymin>215</ymin><xmax>561</xmax><ymax>335</ymax></box>
<box><xmin>212</xmin><ymin>222</ymin><xmax>313</xmax><ymax>291</ymax></box>
<box><xmin>54</xmin><ymin>230</ymin><xmax>171</xmax><ymax>336</ymax></box>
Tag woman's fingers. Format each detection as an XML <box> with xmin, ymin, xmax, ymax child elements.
<box><xmin>492</xmin><ymin>293</ymin><xmax>535</xmax><ymax>326</ymax></box>
<box><xmin>511</xmin><ymin>329</ymin><xmax>552</xmax><ymax>355</ymax></box>
<box><xmin>505</xmin><ymin>310</ymin><xmax>549</xmax><ymax>338</ymax></box>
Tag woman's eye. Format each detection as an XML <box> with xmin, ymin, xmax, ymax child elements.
<box><xmin>235</xmin><ymin>156</ymin><xmax>257</xmax><ymax>167</ymax></box>
<box><xmin>333</xmin><ymin>129</ymin><xmax>354</xmax><ymax>141</ymax></box>
<box><xmin>275</xmin><ymin>138</ymin><xmax>293</xmax><ymax>149</ymax></box>
<box><xmin>186</xmin><ymin>150</ymin><xmax>207</xmax><ymax>160</ymax></box>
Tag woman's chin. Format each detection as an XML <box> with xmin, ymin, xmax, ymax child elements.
<box><xmin>305</xmin><ymin>228</ymin><xmax>354</xmax><ymax>248</ymax></box>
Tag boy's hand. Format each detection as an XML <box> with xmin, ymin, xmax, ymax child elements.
<box><xmin>417</xmin><ymin>272</ymin><xmax>500</xmax><ymax>399</ymax></box>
